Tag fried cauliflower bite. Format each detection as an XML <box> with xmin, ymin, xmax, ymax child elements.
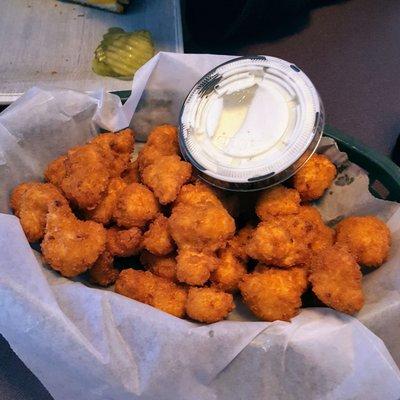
<box><xmin>115</xmin><ymin>269</ymin><xmax>187</xmax><ymax>318</ymax></box>
<box><xmin>293</xmin><ymin>154</ymin><xmax>337</xmax><ymax>201</ymax></box>
<box><xmin>309</xmin><ymin>244</ymin><xmax>364</xmax><ymax>314</ymax></box>
<box><xmin>256</xmin><ymin>185</ymin><xmax>301</xmax><ymax>219</ymax></box>
<box><xmin>335</xmin><ymin>216</ymin><xmax>390</xmax><ymax>267</ymax></box>
<box><xmin>89</xmin><ymin>251</ymin><xmax>119</xmax><ymax>287</ymax></box>
<box><xmin>297</xmin><ymin>206</ymin><xmax>335</xmax><ymax>253</ymax></box>
<box><xmin>85</xmin><ymin>178</ymin><xmax>127</xmax><ymax>225</ymax></box>
<box><xmin>44</xmin><ymin>155</ymin><xmax>67</xmax><ymax>188</ymax></box>
<box><xmin>10</xmin><ymin>182</ymin><xmax>41</xmax><ymax>216</ymax></box>
<box><xmin>61</xmin><ymin>144</ymin><xmax>110</xmax><ymax>210</ymax></box>
<box><xmin>169</xmin><ymin>202</ymin><xmax>235</xmax><ymax>252</ymax></box>
<box><xmin>211</xmin><ymin>248</ymin><xmax>247</xmax><ymax>292</ymax></box>
<box><xmin>142</xmin><ymin>214</ymin><xmax>175</xmax><ymax>256</ymax></box>
<box><xmin>41</xmin><ymin>201</ymin><xmax>106</xmax><ymax>277</ymax></box>
<box><xmin>227</xmin><ymin>225</ymin><xmax>254</xmax><ymax>262</ymax></box>
<box><xmin>113</xmin><ymin>183</ymin><xmax>159</xmax><ymax>228</ymax></box>
<box><xmin>246</xmin><ymin>218</ymin><xmax>308</xmax><ymax>267</ymax></box>
<box><xmin>106</xmin><ymin>226</ymin><xmax>142</xmax><ymax>257</ymax></box>
<box><xmin>90</xmin><ymin>128</ymin><xmax>134</xmax><ymax>177</ymax></box>
<box><xmin>121</xmin><ymin>160</ymin><xmax>140</xmax><ymax>184</ymax></box>
<box><xmin>185</xmin><ymin>287</ymin><xmax>235</xmax><ymax>323</ymax></box>
<box><xmin>137</xmin><ymin>125</ymin><xmax>179</xmax><ymax>171</ymax></box>
<box><xmin>140</xmin><ymin>251</ymin><xmax>178</xmax><ymax>282</ymax></box>
<box><xmin>175</xmin><ymin>181</ymin><xmax>222</xmax><ymax>208</ymax></box>
<box><xmin>11</xmin><ymin>183</ymin><xmax>68</xmax><ymax>243</ymax></box>
<box><xmin>141</xmin><ymin>155</ymin><xmax>192</xmax><ymax>204</ymax></box>
<box><xmin>239</xmin><ymin>267</ymin><xmax>308</xmax><ymax>321</ymax></box>
<box><xmin>176</xmin><ymin>248</ymin><xmax>219</xmax><ymax>286</ymax></box>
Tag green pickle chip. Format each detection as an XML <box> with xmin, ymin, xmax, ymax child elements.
<box><xmin>92</xmin><ymin>28</ymin><xmax>154</xmax><ymax>79</ymax></box>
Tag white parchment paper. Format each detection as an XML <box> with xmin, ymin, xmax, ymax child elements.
<box><xmin>0</xmin><ymin>52</ymin><xmax>400</xmax><ymax>400</ymax></box>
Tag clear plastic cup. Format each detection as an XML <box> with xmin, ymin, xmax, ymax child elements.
<box><xmin>179</xmin><ymin>56</ymin><xmax>324</xmax><ymax>191</ymax></box>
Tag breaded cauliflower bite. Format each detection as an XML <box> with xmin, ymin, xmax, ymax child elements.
<box><xmin>115</xmin><ymin>269</ymin><xmax>187</xmax><ymax>318</ymax></box>
<box><xmin>106</xmin><ymin>226</ymin><xmax>142</xmax><ymax>257</ymax></box>
<box><xmin>335</xmin><ymin>216</ymin><xmax>390</xmax><ymax>267</ymax></box>
<box><xmin>246</xmin><ymin>218</ymin><xmax>308</xmax><ymax>267</ymax></box>
<box><xmin>293</xmin><ymin>154</ymin><xmax>337</xmax><ymax>201</ymax></box>
<box><xmin>61</xmin><ymin>144</ymin><xmax>110</xmax><ymax>210</ymax></box>
<box><xmin>121</xmin><ymin>160</ymin><xmax>140</xmax><ymax>184</ymax></box>
<box><xmin>141</xmin><ymin>155</ymin><xmax>192</xmax><ymax>204</ymax></box>
<box><xmin>44</xmin><ymin>155</ymin><xmax>68</xmax><ymax>188</ymax></box>
<box><xmin>89</xmin><ymin>251</ymin><xmax>119</xmax><ymax>287</ymax></box>
<box><xmin>297</xmin><ymin>206</ymin><xmax>335</xmax><ymax>254</ymax></box>
<box><xmin>140</xmin><ymin>251</ymin><xmax>177</xmax><ymax>282</ymax></box>
<box><xmin>227</xmin><ymin>225</ymin><xmax>254</xmax><ymax>262</ymax></box>
<box><xmin>174</xmin><ymin>181</ymin><xmax>222</xmax><ymax>208</ymax></box>
<box><xmin>169</xmin><ymin>202</ymin><xmax>235</xmax><ymax>252</ymax></box>
<box><xmin>142</xmin><ymin>214</ymin><xmax>175</xmax><ymax>256</ymax></box>
<box><xmin>176</xmin><ymin>248</ymin><xmax>219</xmax><ymax>286</ymax></box>
<box><xmin>256</xmin><ymin>185</ymin><xmax>301</xmax><ymax>219</ymax></box>
<box><xmin>137</xmin><ymin>125</ymin><xmax>179</xmax><ymax>171</ymax></box>
<box><xmin>41</xmin><ymin>201</ymin><xmax>106</xmax><ymax>277</ymax></box>
<box><xmin>113</xmin><ymin>183</ymin><xmax>159</xmax><ymax>228</ymax></box>
<box><xmin>211</xmin><ymin>248</ymin><xmax>247</xmax><ymax>292</ymax></box>
<box><xmin>11</xmin><ymin>182</ymin><xmax>68</xmax><ymax>242</ymax></box>
<box><xmin>309</xmin><ymin>244</ymin><xmax>364</xmax><ymax>314</ymax></box>
<box><xmin>85</xmin><ymin>177</ymin><xmax>127</xmax><ymax>225</ymax></box>
<box><xmin>90</xmin><ymin>128</ymin><xmax>134</xmax><ymax>177</ymax></box>
<box><xmin>239</xmin><ymin>267</ymin><xmax>308</xmax><ymax>321</ymax></box>
<box><xmin>185</xmin><ymin>287</ymin><xmax>235</xmax><ymax>323</ymax></box>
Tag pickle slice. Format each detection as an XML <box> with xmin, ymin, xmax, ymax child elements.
<box><xmin>92</xmin><ymin>28</ymin><xmax>155</xmax><ymax>79</ymax></box>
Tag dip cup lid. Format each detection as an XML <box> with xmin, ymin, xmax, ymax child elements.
<box><xmin>179</xmin><ymin>56</ymin><xmax>324</xmax><ymax>191</ymax></box>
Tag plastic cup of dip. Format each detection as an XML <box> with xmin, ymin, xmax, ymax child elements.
<box><xmin>179</xmin><ymin>56</ymin><xmax>324</xmax><ymax>191</ymax></box>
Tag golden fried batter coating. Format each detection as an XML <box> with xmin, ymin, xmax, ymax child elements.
<box><xmin>140</xmin><ymin>251</ymin><xmax>177</xmax><ymax>282</ymax></box>
<box><xmin>141</xmin><ymin>155</ymin><xmax>192</xmax><ymax>204</ymax></box>
<box><xmin>147</xmin><ymin>124</ymin><xmax>179</xmax><ymax>151</ymax></box>
<box><xmin>227</xmin><ymin>225</ymin><xmax>254</xmax><ymax>262</ymax></box>
<box><xmin>256</xmin><ymin>185</ymin><xmax>301</xmax><ymax>219</ymax></box>
<box><xmin>185</xmin><ymin>287</ymin><xmax>235</xmax><ymax>323</ymax></box>
<box><xmin>176</xmin><ymin>248</ymin><xmax>219</xmax><ymax>286</ymax></box>
<box><xmin>142</xmin><ymin>214</ymin><xmax>175</xmax><ymax>256</ymax></box>
<box><xmin>41</xmin><ymin>201</ymin><xmax>106</xmax><ymax>277</ymax></box>
<box><xmin>137</xmin><ymin>125</ymin><xmax>179</xmax><ymax>171</ymax></box>
<box><xmin>121</xmin><ymin>160</ymin><xmax>140</xmax><ymax>184</ymax></box>
<box><xmin>169</xmin><ymin>202</ymin><xmax>235</xmax><ymax>252</ymax></box>
<box><xmin>12</xmin><ymin>183</ymin><xmax>68</xmax><ymax>242</ymax></box>
<box><xmin>246</xmin><ymin>218</ymin><xmax>308</xmax><ymax>267</ymax></box>
<box><xmin>106</xmin><ymin>226</ymin><xmax>142</xmax><ymax>257</ymax></box>
<box><xmin>309</xmin><ymin>244</ymin><xmax>364</xmax><ymax>314</ymax></box>
<box><xmin>85</xmin><ymin>178</ymin><xmax>127</xmax><ymax>225</ymax></box>
<box><xmin>293</xmin><ymin>154</ymin><xmax>336</xmax><ymax>201</ymax></box>
<box><xmin>211</xmin><ymin>248</ymin><xmax>247</xmax><ymax>292</ymax></box>
<box><xmin>90</xmin><ymin>128</ymin><xmax>134</xmax><ymax>177</ymax></box>
<box><xmin>175</xmin><ymin>181</ymin><xmax>222</xmax><ymax>208</ymax></box>
<box><xmin>296</xmin><ymin>206</ymin><xmax>334</xmax><ymax>253</ymax></box>
<box><xmin>10</xmin><ymin>182</ymin><xmax>41</xmax><ymax>216</ymax></box>
<box><xmin>239</xmin><ymin>267</ymin><xmax>308</xmax><ymax>321</ymax></box>
<box><xmin>44</xmin><ymin>155</ymin><xmax>67</xmax><ymax>188</ymax></box>
<box><xmin>89</xmin><ymin>251</ymin><xmax>119</xmax><ymax>287</ymax></box>
<box><xmin>336</xmin><ymin>216</ymin><xmax>390</xmax><ymax>267</ymax></box>
<box><xmin>61</xmin><ymin>144</ymin><xmax>110</xmax><ymax>210</ymax></box>
<box><xmin>115</xmin><ymin>269</ymin><xmax>187</xmax><ymax>318</ymax></box>
<box><xmin>113</xmin><ymin>183</ymin><xmax>159</xmax><ymax>228</ymax></box>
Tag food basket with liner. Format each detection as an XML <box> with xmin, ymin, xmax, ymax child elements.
<box><xmin>1</xmin><ymin>52</ymin><xmax>400</xmax><ymax>400</ymax></box>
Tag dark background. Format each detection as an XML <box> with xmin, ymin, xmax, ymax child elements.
<box><xmin>1</xmin><ymin>0</ymin><xmax>399</xmax><ymax>399</ymax></box>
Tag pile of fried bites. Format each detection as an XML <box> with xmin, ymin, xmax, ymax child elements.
<box><xmin>10</xmin><ymin>125</ymin><xmax>392</xmax><ymax>323</ymax></box>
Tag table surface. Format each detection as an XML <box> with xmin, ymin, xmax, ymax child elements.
<box><xmin>1</xmin><ymin>0</ymin><xmax>399</xmax><ymax>398</ymax></box>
